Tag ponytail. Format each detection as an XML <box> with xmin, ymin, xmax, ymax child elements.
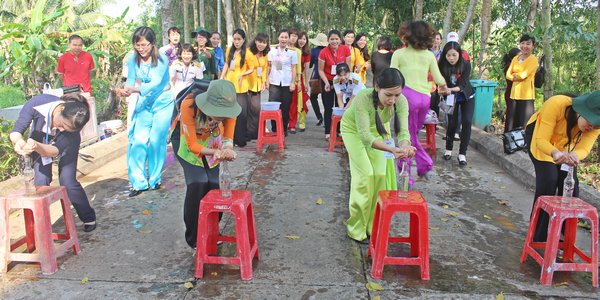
<box><xmin>59</xmin><ymin>94</ymin><xmax>90</xmax><ymax>130</ymax></box>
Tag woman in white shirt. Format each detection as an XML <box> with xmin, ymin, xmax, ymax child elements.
<box><xmin>170</xmin><ymin>43</ymin><xmax>206</xmax><ymax>97</ymax></box>
<box><xmin>333</xmin><ymin>63</ymin><xmax>365</xmax><ymax>108</ymax></box>
<box><xmin>267</xmin><ymin>29</ymin><xmax>298</xmax><ymax>136</ymax></box>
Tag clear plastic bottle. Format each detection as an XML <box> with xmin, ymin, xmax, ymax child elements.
<box><xmin>21</xmin><ymin>156</ymin><xmax>35</xmax><ymax>193</ymax></box>
<box><xmin>219</xmin><ymin>161</ymin><xmax>232</xmax><ymax>198</ymax></box>
<box><xmin>562</xmin><ymin>165</ymin><xmax>574</xmax><ymax>201</ymax></box>
<box><xmin>398</xmin><ymin>160</ymin><xmax>409</xmax><ymax>198</ymax></box>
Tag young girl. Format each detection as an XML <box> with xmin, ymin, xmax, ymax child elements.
<box><xmin>353</xmin><ymin>33</ymin><xmax>370</xmax><ymax>84</ymax></box>
<box><xmin>292</xmin><ymin>31</ymin><xmax>311</xmax><ymax>132</ymax></box>
<box><xmin>438</xmin><ymin>41</ymin><xmax>475</xmax><ymax>165</ymax></box>
<box><xmin>247</xmin><ymin>33</ymin><xmax>270</xmax><ymax>140</ymax></box>
<box><xmin>219</xmin><ymin>28</ymin><xmax>255</xmax><ymax>147</ymax></box>
<box><xmin>10</xmin><ymin>94</ymin><xmax>97</xmax><ymax>232</ymax></box>
<box><xmin>267</xmin><ymin>29</ymin><xmax>298</xmax><ymax>136</ymax></box>
<box><xmin>170</xmin><ymin>43</ymin><xmax>205</xmax><ymax>97</ymax></box>
<box><xmin>333</xmin><ymin>63</ymin><xmax>365</xmax><ymax>108</ymax></box>
<box><xmin>171</xmin><ymin>80</ymin><xmax>240</xmax><ymax>248</ymax></box>
<box><xmin>370</xmin><ymin>36</ymin><xmax>393</xmax><ymax>86</ymax></box>
<box><xmin>117</xmin><ymin>26</ymin><xmax>174</xmax><ymax>197</ymax></box>
<box><xmin>318</xmin><ymin>30</ymin><xmax>351</xmax><ymax>139</ymax></box>
<box><xmin>390</xmin><ymin>21</ymin><xmax>447</xmax><ymax>185</ymax></box>
<box><xmin>341</xmin><ymin>68</ymin><xmax>415</xmax><ymax>243</ymax></box>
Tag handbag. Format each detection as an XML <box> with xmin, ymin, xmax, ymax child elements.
<box><xmin>308</xmin><ymin>67</ymin><xmax>322</xmax><ymax>95</ymax></box>
<box><xmin>502</xmin><ymin>127</ymin><xmax>527</xmax><ymax>154</ymax></box>
<box><xmin>42</xmin><ymin>82</ymin><xmax>63</xmax><ymax>97</ymax></box>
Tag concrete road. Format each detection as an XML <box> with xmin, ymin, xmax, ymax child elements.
<box><xmin>1</xmin><ymin>112</ymin><xmax>598</xmax><ymax>299</ymax></box>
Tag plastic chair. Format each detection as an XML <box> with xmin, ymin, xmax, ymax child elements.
<box><xmin>0</xmin><ymin>186</ymin><xmax>80</xmax><ymax>275</ymax></box>
<box><xmin>368</xmin><ymin>190</ymin><xmax>429</xmax><ymax>280</ymax></box>
<box><xmin>194</xmin><ymin>190</ymin><xmax>259</xmax><ymax>281</ymax></box>
<box><xmin>257</xmin><ymin>110</ymin><xmax>285</xmax><ymax>153</ymax></box>
<box><xmin>520</xmin><ymin>196</ymin><xmax>598</xmax><ymax>287</ymax></box>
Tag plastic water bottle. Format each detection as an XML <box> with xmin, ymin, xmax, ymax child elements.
<box><xmin>219</xmin><ymin>161</ymin><xmax>232</xmax><ymax>198</ymax></box>
<box><xmin>21</xmin><ymin>156</ymin><xmax>35</xmax><ymax>193</ymax></box>
<box><xmin>562</xmin><ymin>165</ymin><xmax>574</xmax><ymax>201</ymax></box>
<box><xmin>398</xmin><ymin>161</ymin><xmax>409</xmax><ymax>198</ymax></box>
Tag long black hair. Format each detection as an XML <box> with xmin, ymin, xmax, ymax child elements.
<box><xmin>438</xmin><ymin>41</ymin><xmax>466</xmax><ymax>83</ymax></box>
<box><xmin>59</xmin><ymin>94</ymin><xmax>90</xmax><ymax>130</ymax></box>
<box><xmin>372</xmin><ymin>68</ymin><xmax>405</xmax><ymax>137</ymax></box>
<box><xmin>132</xmin><ymin>26</ymin><xmax>162</xmax><ymax>66</ymax></box>
<box><xmin>226</xmin><ymin>28</ymin><xmax>247</xmax><ymax>67</ymax></box>
<box><xmin>562</xmin><ymin>93</ymin><xmax>581</xmax><ymax>148</ymax></box>
<box><xmin>353</xmin><ymin>33</ymin><xmax>370</xmax><ymax>61</ymax></box>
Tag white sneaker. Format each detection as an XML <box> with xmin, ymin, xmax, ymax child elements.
<box><xmin>454</xmin><ymin>133</ymin><xmax>460</xmax><ymax>141</ymax></box>
<box><xmin>443</xmin><ymin>150</ymin><xmax>452</xmax><ymax>160</ymax></box>
<box><xmin>325</xmin><ymin>134</ymin><xmax>330</xmax><ymax>140</ymax></box>
<box><xmin>458</xmin><ymin>154</ymin><xmax>467</xmax><ymax>166</ymax></box>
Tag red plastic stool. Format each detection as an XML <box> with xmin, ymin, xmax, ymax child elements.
<box><xmin>194</xmin><ymin>190</ymin><xmax>259</xmax><ymax>281</ymax></box>
<box><xmin>420</xmin><ymin>123</ymin><xmax>436</xmax><ymax>157</ymax></box>
<box><xmin>520</xmin><ymin>196</ymin><xmax>598</xmax><ymax>287</ymax></box>
<box><xmin>257</xmin><ymin>110</ymin><xmax>285</xmax><ymax>153</ymax></box>
<box><xmin>368</xmin><ymin>190</ymin><xmax>429</xmax><ymax>280</ymax></box>
<box><xmin>328</xmin><ymin>115</ymin><xmax>344</xmax><ymax>152</ymax></box>
<box><xmin>0</xmin><ymin>186</ymin><xmax>80</xmax><ymax>275</ymax></box>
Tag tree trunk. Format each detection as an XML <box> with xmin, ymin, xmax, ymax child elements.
<box><xmin>526</xmin><ymin>0</ymin><xmax>539</xmax><ymax>31</ymax></box>
<box><xmin>192</xmin><ymin>0</ymin><xmax>198</xmax><ymax>31</ymax></box>
<box><xmin>253</xmin><ymin>0</ymin><xmax>259</xmax><ymax>37</ymax></box>
<box><xmin>542</xmin><ymin>0</ymin><xmax>553</xmax><ymax>99</ymax></box>
<box><xmin>161</xmin><ymin>0</ymin><xmax>174</xmax><ymax>46</ymax></box>
<box><xmin>199</xmin><ymin>0</ymin><xmax>205</xmax><ymax>28</ymax></box>
<box><xmin>458</xmin><ymin>0</ymin><xmax>478</xmax><ymax>43</ymax></box>
<box><xmin>183</xmin><ymin>0</ymin><xmax>190</xmax><ymax>43</ymax></box>
<box><xmin>222</xmin><ymin>0</ymin><xmax>234</xmax><ymax>47</ymax></box>
<box><xmin>478</xmin><ymin>0</ymin><xmax>492</xmax><ymax>78</ymax></box>
<box><xmin>442</xmin><ymin>0</ymin><xmax>456</xmax><ymax>43</ymax></box>
<box><xmin>414</xmin><ymin>0</ymin><xmax>424</xmax><ymax>20</ymax></box>
<box><xmin>596</xmin><ymin>0</ymin><xmax>600</xmax><ymax>89</ymax></box>
<box><xmin>238</xmin><ymin>0</ymin><xmax>248</xmax><ymax>32</ymax></box>
<box><xmin>353</xmin><ymin>0</ymin><xmax>361</xmax><ymax>28</ymax></box>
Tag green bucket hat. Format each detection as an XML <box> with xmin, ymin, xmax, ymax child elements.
<box><xmin>572</xmin><ymin>91</ymin><xmax>600</xmax><ymax>126</ymax></box>
<box><xmin>195</xmin><ymin>80</ymin><xmax>241</xmax><ymax>118</ymax></box>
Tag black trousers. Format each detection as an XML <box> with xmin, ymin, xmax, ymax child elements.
<box><xmin>505</xmin><ymin>99</ymin><xmax>534</xmax><ymax>132</ymax></box>
<box><xmin>446</xmin><ymin>99</ymin><xmax>474</xmax><ymax>155</ymax></box>
<box><xmin>35</xmin><ymin>132</ymin><xmax>96</xmax><ymax>223</ymax></box>
<box><xmin>321</xmin><ymin>80</ymin><xmax>337</xmax><ymax>134</ymax></box>
<box><xmin>309</xmin><ymin>92</ymin><xmax>323</xmax><ymax>121</ymax></box>
<box><xmin>525</xmin><ymin>123</ymin><xmax>580</xmax><ymax>242</ymax></box>
<box><xmin>172</xmin><ymin>136</ymin><xmax>220</xmax><ymax>248</ymax></box>
<box><xmin>430</xmin><ymin>91</ymin><xmax>440</xmax><ymax>116</ymax></box>
<box><xmin>233</xmin><ymin>93</ymin><xmax>250</xmax><ymax>147</ymax></box>
<box><xmin>268</xmin><ymin>84</ymin><xmax>292</xmax><ymax>134</ymax></box>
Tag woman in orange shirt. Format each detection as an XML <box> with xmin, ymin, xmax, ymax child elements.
<box><xmin>220</xmin><ymin>28</ymin><xmax>255</xmax><ymax>147</ymax></box>
<box><xmin>171</xmin><ymin>80</ymin><xmax>240</xmax><ymax>249</ymax></box>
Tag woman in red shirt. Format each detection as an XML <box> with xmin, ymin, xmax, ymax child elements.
<box><xmin>318</xmin><ymin>30</ymin><xmax>351</xmax><ymax>139</ymax></box>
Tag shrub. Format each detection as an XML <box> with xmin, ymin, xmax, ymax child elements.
<box><xmin>0</xmin><ymin>118</ymin><xmax>20</xmax><ymax>181</ymax></box>
<box><xmin>0</xmin><ymin>84</ymin><xmax>27</xmax><ymax>109</ymax></box>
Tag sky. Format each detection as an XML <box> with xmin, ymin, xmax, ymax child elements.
<box><xmin>100</xmin><ymin>0</ymin><xmax>147</xmax><ymax>22</ymax></box>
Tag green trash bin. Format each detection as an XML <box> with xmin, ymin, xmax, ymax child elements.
<box><xmin>470</xmin><ymin>79</ymin><xmax>498</xmax><ymax>132</ymax></box>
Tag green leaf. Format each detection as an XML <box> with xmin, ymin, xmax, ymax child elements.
<box><xmin>27</xmin><ymin>35</ymin><xmax>42</xmax><ymax>51</ymax></box>
<box><xmin>9</xmin><ymin>42</ymin><xmax>24</xmax><ymax>60</ymax></box>
<box><xmin>30</xmin><ymin>0</ymin><xmax>48</xmax><ymax>32</ymax></box>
